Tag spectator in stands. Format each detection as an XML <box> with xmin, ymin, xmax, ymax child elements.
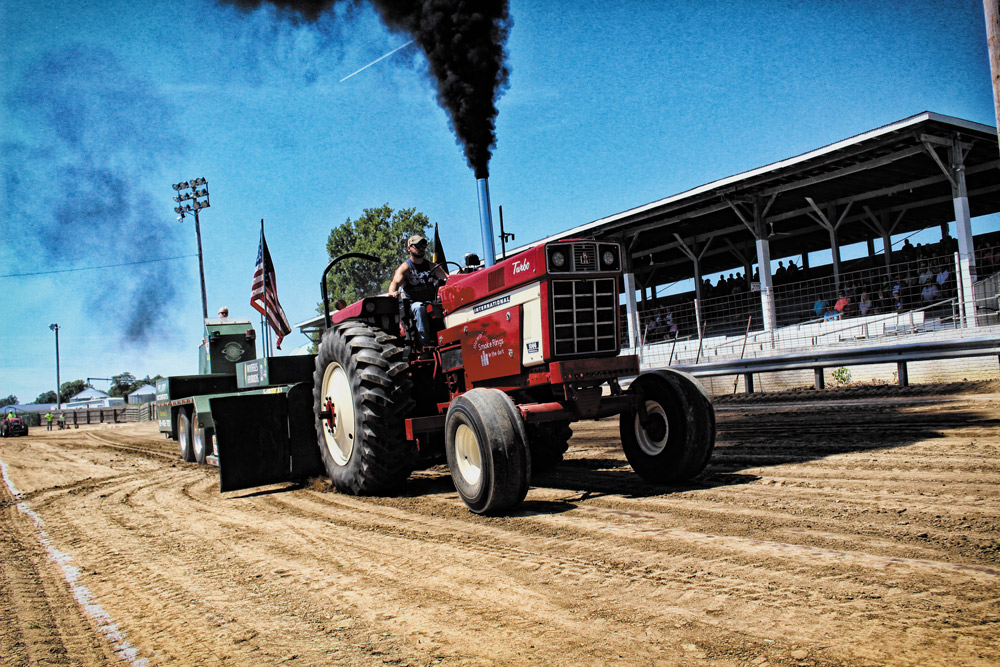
<box><xmin>921</xmin><ymin>281</ymin><xmax>940</xmax><ymax>304</ymax></box>
<box><xmin>941</xmin><ymin>233</ymin><xmax>958</xmax><ymax>254</ymax></box>
<box><xmin>786</xmin><ymin>260</ymin><xmax>799</xmax><ymax>278</ymax></box>
<box><xmin>813</xmin><ymin>297</ymin><xmax>829</xmax><ymax>319</ymax></box>
<box><xmin>918</xmin><ymin>263</ymin><xmax>933</xmax><ymax>285</ymax></box>
<box><xmin>901</xmin><ymin>239</ymin><xmax>916</xmax><ymax>263</ymax></box>
<box><xmin>833</xmin><ymin>293</ymin><xmax>850</xmax><ymax>318</ymax></box>
<box><xmin>935</xmin><ymin>264</ymin><xmax>951</xmax><ymax>298</ymax></box>
<box><xmin>665</xmin><ymin>309</ymin><xmax>678</xmax><ymax>336</ymax></box>
<box><xmin>644</xmin><ymin>316</ymin><xmax>661</xmax><ymax>342</ymax></box>
<box><xmin>858</xmin><ymin>291</ymin><xmax>872</xmax><ymax>317</ymax></box>
<box><xmin>891</xmin><ymin>278</ymin><xmax>904</xmax><ymax>311</ymax></box>
<box><xmin>775</xmin><ymin>261</ymin><xmax>786</xmax><ymax>283</ymax></box>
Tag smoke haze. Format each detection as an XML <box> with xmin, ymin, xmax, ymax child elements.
<box><xmin>224</xmin><ymin>0</ymin><xmax>511</xmax><ymax>177</ymax></box>
<box><xmin>3</xmin><ymin>46</ymin><xmax>185</xmax><ymax>343</ymax></box>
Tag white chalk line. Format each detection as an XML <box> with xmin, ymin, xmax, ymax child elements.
<box><xmin>0</xmin><ymin>457</ymin><xmax>153</xmax><ymax>666</ymax></box>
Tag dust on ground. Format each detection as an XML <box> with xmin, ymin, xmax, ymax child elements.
<box><xmin>2</xmin><ymin>384</ymin><xmax>998</xmax><ymax>666</ymax></box>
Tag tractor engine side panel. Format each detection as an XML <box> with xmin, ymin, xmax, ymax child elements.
<box><xmin>458</xmin><ymin>306</ymin><xmax>522</xmax><ymax>384</ymax></box>
<box><xmin>442</xmin><ymin>282</ymin><xmax>544</xmax><ymax>367</ymax></box>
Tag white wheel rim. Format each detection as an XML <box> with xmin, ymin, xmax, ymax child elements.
<box><xmin>321</xmin><ymin>362</ymin><xmax>355</xmax><ymax>466</ymax></box>
<box><xmin>178</xmin><ymin>413</ymin><xmax>190</xmax><ymax>457</ymax></box>
<box><xmin>634</xmin><ymin>399</ymin><xmax>669</xmax><ymax>456</ymax></box>
<box><xmin>454</xmin><ymin>423</ymin><xmax>483</xmax><ymax>487</ymax></box>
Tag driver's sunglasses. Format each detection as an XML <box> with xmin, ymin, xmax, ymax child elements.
<box><xmin>411</xmin><ymin>241</ymin><xmax>428</xmax><ymax>249</ymax></box>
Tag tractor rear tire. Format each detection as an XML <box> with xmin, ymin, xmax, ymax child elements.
<box><xmin>526</xmin><ymin>421</ymin><xmax>572</xmax><ymax>473</ymax></box>
<box><xmin>177</xmin><ymin>409</ymin><xmax>195</xmax><ymax>463</ymax></box>
<box><xmin>620</xmin><ymin>369</ymin><xmax>715</xmax><ymax>483</ymax></box>
<box><xmin>313</xmin><ymin>322</ymin><xmax>415</xmax><ymax>495</ymax></box>
<box><xmin>191</xmin><ymin>415</ymin><xmax>210</xmax><ymax>465</ymax></box>
<box><xmin>445</xmin><ymin>388</ymin><xmax>531</xmax><ymax>515</ymax></box>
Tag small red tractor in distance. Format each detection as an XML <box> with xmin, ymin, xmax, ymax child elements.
<box><xmin>299</xmin><ymin>238</ymin><xmax>715</xmax><ymax>514</ymax></box>
<box><xmin>1</xmin><ymin>413</ymin><xmax>29</xmax><ymax>437</ymax></box>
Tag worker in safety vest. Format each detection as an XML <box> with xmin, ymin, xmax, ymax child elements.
<box><xmin>45</xmin><ymin>412</ymin><xmax>54</xmax><ymax>430</ymax></box>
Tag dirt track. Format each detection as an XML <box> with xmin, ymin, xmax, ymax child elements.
<box><xmin>2</xmin><ymin>386</ymin><xmax>999</xmax><ymax>666</ymax></box>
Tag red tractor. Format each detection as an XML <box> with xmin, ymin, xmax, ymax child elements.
<box><xmin>310</xmin><ymin>239</ymin><xmax>715</xmax><ymax>514</ymax></box>
<box><xmin>1</xmin><ymin>413</ymin><xmax>29</xmax><ymax>437</ymax></box>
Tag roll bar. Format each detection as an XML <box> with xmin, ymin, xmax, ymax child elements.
<box><xmin>320</xmin><ymin>253</ymin><xmax>381</xmax><ymax>330</ymax></box>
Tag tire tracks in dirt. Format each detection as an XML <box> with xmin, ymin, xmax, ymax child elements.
<box><xmin>0</xmin><ymin>393</ymin><xmax>998</xmax><ymax>666</ymax></box>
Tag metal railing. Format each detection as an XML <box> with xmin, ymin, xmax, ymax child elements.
<box><xmin>626</xmin><ymin>251</ymin><xmax>1000</xmax><ymax>359</ymax></box>
<box><xmin>671</xmin><ymin>336</ymin><xmax>1000</xmax><ymax>391</ymax></box>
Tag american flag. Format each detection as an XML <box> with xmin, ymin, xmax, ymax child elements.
<box><xmin>250</xmin><ymin>228</ymin><xmax>292</xmax><ymax>349</ymax></box>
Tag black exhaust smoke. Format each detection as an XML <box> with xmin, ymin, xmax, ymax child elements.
<box><xmin>225</xmin><ymin>0</ymin><xmax>511</xmax><ymax>178</ymax></box>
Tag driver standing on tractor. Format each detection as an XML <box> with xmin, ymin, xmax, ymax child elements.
<box><xmin>388</xmin><ymin>234</ymin><xmax>448</xmax><ymax>346</ymax></box>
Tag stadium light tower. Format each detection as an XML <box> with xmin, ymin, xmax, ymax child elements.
<box><xmin>172</xmin><ymin>177</ymin><xmax>211</xmax><ymax>320</ymax></box>
<box><xmin>49</xmin><ymin>323</ymin><xmax>61</xmax><ymax>410</ymax></box>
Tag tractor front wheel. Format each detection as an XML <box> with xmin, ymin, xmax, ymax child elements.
<box><xmin>620</xmin><ymin>370</ymin><xmax>715</xmax><ymax>483</ymax></box>
<box><xmin>313</xmin><ymin>322</ymin><xmax>415</xmax><ymax>495</ymax></box>
<box><xmin>445</xmin><ymin>388</ymin><xmax>531</xmax><ymax>515</ymax></box>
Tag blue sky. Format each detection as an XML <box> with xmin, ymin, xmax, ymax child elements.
<box><xmin>2</xmin><ymin>0</ymin><xmax>997</xmax><ymax>403</ymax></box>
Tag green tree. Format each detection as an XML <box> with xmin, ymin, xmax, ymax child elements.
<box><xmin>59</xmin><ymin>379</ymin><xmax>88</xmax><ymax>403</ymax></box>
<box><xmin>0</xmin><ymin>394</ymin><xmax>18</xmax><ymax>407</ymax></box>
<box><xmin>322</xmin><ymin>204</ymin><xmax>433</xmax><ymax>307</ymax></box>
<box><xmin>109</xmin><ymin>372</ymin><xmax>137</xmax><ymax>397</ymax></box>
<box><xmin>34</xmin><ymin>390</ymin><xmax>57</xmax><ymax>404</ymax></box>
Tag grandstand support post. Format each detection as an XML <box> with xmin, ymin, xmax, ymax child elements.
<box><xmin>755</xmin><ymin>237</ymin><xmax>777</xmax><ymax>334</ymax></box>
<box><xmin>673</xmin><ymin>233</ymin><xmax>713</xmax><ymax>332</ymax></box>
<box><xmin>623</xmin><ymin>269</ymin><xmax>641</xmax><ymax>349</ymax></box>
<box><xmin>726</xmin><ymin>195</ymin><xmax>777</xmax><ymax>337</ymax></box>
<box><xmin>951</xmin><ymin>135</ymin><xmax>978</xmax><ymax>327</ymax></box>
<box><xmin>805</xmin><ymin>197</ymin><xmax>852</xmax><ymax>293</ymax></box>
<box><xmin>861</xmin><ymin>207</ymin><xmax>905</xmax><ymax>275</ymax></box>
<box><xmin>693</xmin><ymin>298</ymin><xmax>703</xmax><ymax>344</ymax></box>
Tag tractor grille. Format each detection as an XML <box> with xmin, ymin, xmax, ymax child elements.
<box><xmin>572</xmin><ymin>243</ymin><xmax>597</xmax><ymax>270</ymax></box>
<box><xmin>551</xmin><ymin>278</ymin><xmax>618</xmax><ymax>357</ymax></box>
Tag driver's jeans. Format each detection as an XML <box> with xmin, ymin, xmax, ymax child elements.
<box><xmin>410</xmin><ymin>301</ymin><xmax>433</xmax><ymax>346</ymax></box>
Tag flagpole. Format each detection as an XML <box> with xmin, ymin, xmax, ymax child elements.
<box><xmin>261</xmin><ymin>219</ymin><xmax>272</xmax><ymax>360</ymax></box>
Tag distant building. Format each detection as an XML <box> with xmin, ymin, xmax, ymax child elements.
<box><xmin>127</xmin><ymin>384</ymin><xmax>157</xmax><ymax>404</ymax></box>
<box><xmin>65</xmin><ymin>388</ymin><xmax>124</xmax><ymax>409</ymax></box>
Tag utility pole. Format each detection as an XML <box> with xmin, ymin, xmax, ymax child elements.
<box><xmin>987</xmin><ymin>0</ymin><xmax>1000</xmax><ymax>154</ymax></box>
<box><xmin>49</xmin><ymin>323</ymin><xmax>61</xmax><ymax>409</ymax></box>
<box><xmin>172</xmin><ymin>177</ymin><xmax>212</xmax><ymax>320</ymax></box>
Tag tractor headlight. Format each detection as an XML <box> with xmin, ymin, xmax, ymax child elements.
<box><xmin>598</xmin><ymin>243</ymin><xmax>621</xmax><ymax>272</ymax></box>
<box><xmin>551</xmin><ymin>251</ymin><xmax>566</xmax><ymax>268</ymax></box>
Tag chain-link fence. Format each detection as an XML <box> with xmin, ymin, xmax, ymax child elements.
<box><xmin>626</xmin><ymin>245</ymin><xmax>1000</xmax><ymax>369</ymax></box>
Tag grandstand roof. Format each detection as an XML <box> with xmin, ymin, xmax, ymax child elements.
<box><xmin>521</xmin><ymin>111</ymin><xmax>1000</xmax><ymax>285</ymax></box>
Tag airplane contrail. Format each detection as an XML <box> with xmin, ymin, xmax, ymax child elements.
<box><xmin>340</xmin><ymin>40</ymin><xmax>414</xmax><ymax>83</ymax></box>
